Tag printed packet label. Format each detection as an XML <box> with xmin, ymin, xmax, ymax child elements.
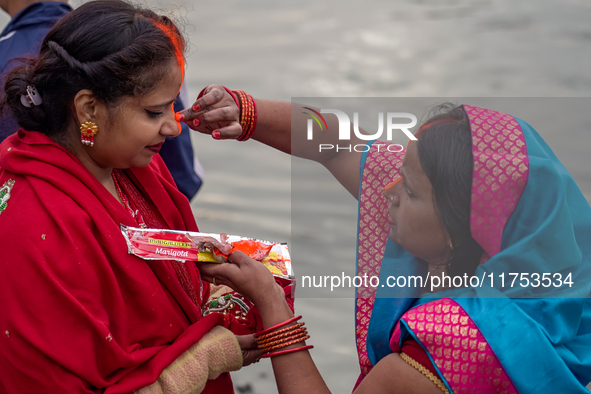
<box><xmin>121</xmin><ymin>225</ymin><xmax>294</xmax><ymax>281</ymax></box>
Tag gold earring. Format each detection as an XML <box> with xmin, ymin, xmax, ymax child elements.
<box><xmin>80</xmin><ymin>121</ymin><xmax>99</xmax><ymax>146</ymax></box>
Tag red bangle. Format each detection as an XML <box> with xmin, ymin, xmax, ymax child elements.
<box><xmin>239</xmin><ymin>92</ymin><xmax>257</xmax><ymax>141</ymax></box>
<box><xmin>235</xmin><ymin>90</ymin><xmax>249</xmax><ymax>139</ymax></box>
<box><xmin>261</xmin><ymin>345</ymin><xmax>314</xmax><ymax>359</ymax></box>
<box><xmin>233</xmin><ymin>89</ymin><xmax>257</xmax><ymax>141</ymax></box>
<box><xmin>254</xmin><ymin>315</ymin><xmax>301</xmax><ymax>338</ymax></box>
<box><xmin>250</xmin><ymin>94</ymin><xmax>258</xmax><ymax>137</ymax></box>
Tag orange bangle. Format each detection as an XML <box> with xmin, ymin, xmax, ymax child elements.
<box><xmin>234</xmin><ymin>89</ymin><xmax>257</xmax><ymax>141</ymax></box>
<box><xmin>262</xmin><ymin>335</ymin><xmax>310</xmax><ymax>351</ymax></box>
<box><xmin>257</xmin><ymin>327</ymin><xmax>307</xmax><ymax>346</ymax></box>
<box><xmin>258</xmin><ymin>330</ymin><xmax>308</xmax><ymax>348</ymax></box>
<box><xmin>243</xmin><ymin>93</ymin><xmax>256</xmax><ymax>140</ymax></box>
<box><xmin>256</xmin><ymin>322</ymin><xmax>305</xmax><ymax>342</ymax></box>
<box><xmin>241</xmin><ymin>92</ymin><xmax>253</xmax><ymax>139</ymax></box>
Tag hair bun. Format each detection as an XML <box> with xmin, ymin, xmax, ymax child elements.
<box><xmin>1</xmin><ymin>61</ymin><xmax>49</xmax><ymax>133</ymax></box>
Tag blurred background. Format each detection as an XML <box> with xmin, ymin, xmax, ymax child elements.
<box><xmin>3</xmin><ymin>0</ymin><xmax>591</xmax><ymax>392</ymax></box>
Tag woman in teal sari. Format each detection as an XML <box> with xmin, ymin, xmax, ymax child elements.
<box><xmin>183</xmin><ymin>93</ymin><xmax>591</xmax><ymax>393</ymax></box>
<box><xmin>354</xmin><ymin>104</ymin><xmax>591</xmax><ymax>392</ymax></box>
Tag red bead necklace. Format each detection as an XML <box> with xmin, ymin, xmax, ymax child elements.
<box><xmin>111</xmin><ymin>171</ymin><xmax>147</xmax><ymax>228</ymax></box>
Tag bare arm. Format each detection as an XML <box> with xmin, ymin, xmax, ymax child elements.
<box><xmin>197</xmin><ymin>253</ymin><xmax>447</xmax><ymax>394</ymax></box>
<box><xmin>252</xmin><ymin>288</ymin><xmax>444</xmax><ymax>394</ymax></box>
<box><xmin>178</xmin><ymin>88</ymin><xmax>367</xmax><ymax>198</ymax></box>
<box><xmin>355</xmin><ymin>353</ymin><xmax>446</xmax><ymax>394</ymax></box>
<box><xmin>252</xmin><ymin>99</ymin><xmax>366</xmax><ymax>197</ymax></box>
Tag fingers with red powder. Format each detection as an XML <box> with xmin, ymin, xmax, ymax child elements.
<box><xmin>177</xmin><ymin>85</ymin><xmax>241</xmax><ymax>139</ymax></box>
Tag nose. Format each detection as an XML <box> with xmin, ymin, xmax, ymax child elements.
<box><xmin>382</xmin><ymin>177</ymin><xmax>403</xmax><ymax>207</ymax></box>
<box><xmin>382</xmin><ymin>187</ymin><xmax>401</xmax><ymax>207</ymax></box>
<box><xmin>160</xmin><ymin>103</ymin><xmax>182</xmax><ymax>137</ymax></box>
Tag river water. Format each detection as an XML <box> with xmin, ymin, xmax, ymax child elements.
<box><xmin>3</xmin><ymin>0</ymin><xmax>590</xmax><ymax>392</ymax></box>
<box><xmin>174</xmin><ymin>2</ymin><xmax>591</xmax><ymax>392</ymax></box>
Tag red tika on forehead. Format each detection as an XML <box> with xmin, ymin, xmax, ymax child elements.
<box><xmin>152</xmin><ymin>19</ymin><xmax>185</xmax><ymax>136</ymax></box>
<box><xmin>152</xmin><ymin>20</ymin><xmax>185</xmax><ymax>71</ymax></box>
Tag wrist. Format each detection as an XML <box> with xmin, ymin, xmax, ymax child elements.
<box><xmin>253</xmin><ymin>284</ymin><xmax>283</xmax><ymax>307</ymax></box>
<box><xmin>255</xmin><ymin>290</ymin><xmax>293</xmax><ymax>328</ymax></box>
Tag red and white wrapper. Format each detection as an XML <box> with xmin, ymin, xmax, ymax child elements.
<box><xmin>121</xmin><ymin>225</ymin><xmax>294</xmax><ymax>281</ymax></box>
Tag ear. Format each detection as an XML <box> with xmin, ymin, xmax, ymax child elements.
<box><xmin>73</xmin><ymin>89</ymin><xmax>104</xmax><ymax>124</ymax></box>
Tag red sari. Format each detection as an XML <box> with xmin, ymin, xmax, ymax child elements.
<box><xmin>0</xmin><ymin>130</ymin><xmax>234</xmax><ymax>393</ymax></box>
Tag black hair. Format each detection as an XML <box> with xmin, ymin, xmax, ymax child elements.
<box><xmin>416</xmin><ymin>103</ymin><xmax>484</xmax><ymax>278</ymax></box>
<box><xmin>0</xmin><ymin>0</ymin><xmax>185</xmax><ymax>137</ymax></box>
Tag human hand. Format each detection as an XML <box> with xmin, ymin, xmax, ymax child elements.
<box><xmin>197</xmin><ymin>251</ymin><xmax>283</xmax><ymax>307</ymax></box>
<box><xmin>177</xmin><ymin>84</ymin><xmax>242</xmax><ymax>139</ymax></box>
<box><xmin>236</xmin><ymin>334</ymin><xmax>265</xmax><ymax>366</ymax></box>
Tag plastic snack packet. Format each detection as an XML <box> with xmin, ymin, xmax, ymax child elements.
<box><xmin>120</xmin><ymin>225</ymin><xmax>294</xmax><ymax>281</ymax></box>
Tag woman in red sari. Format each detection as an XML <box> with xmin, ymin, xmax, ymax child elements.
<box><xmin>0</xmin><ymin>1</ymin><xmax>266</xmax><ymax>392</ymax></box>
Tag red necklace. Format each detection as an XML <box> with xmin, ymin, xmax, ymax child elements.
<box><xmin>111</xmin><ymin>171</ymin><xmax>147</xmax><ymax>228</ymax></box>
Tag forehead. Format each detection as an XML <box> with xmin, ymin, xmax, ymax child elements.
<box><xmin>401</xmin><ymin>143</ymin><xmax>420</xmax><ymax>176</ymax></box>
<box><xmin>129</xmin><ymin>61</ymin><xmax>182</xmax><ymax>107</ymax></box>
<box><xmin>401</xmin><ymin>143</ymin><xmax>431</xmax><ymax>189</ymax></box>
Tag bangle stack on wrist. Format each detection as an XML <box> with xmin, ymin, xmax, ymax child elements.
<box><xmin>254</xmin><ymin>316</ymin><xmax>313</xmax><ymax>358</ymax></box>
<box><xmin>232</xmin><ymin>89</ymin><xmax>257</xmax><ymax>141</ymax></box>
